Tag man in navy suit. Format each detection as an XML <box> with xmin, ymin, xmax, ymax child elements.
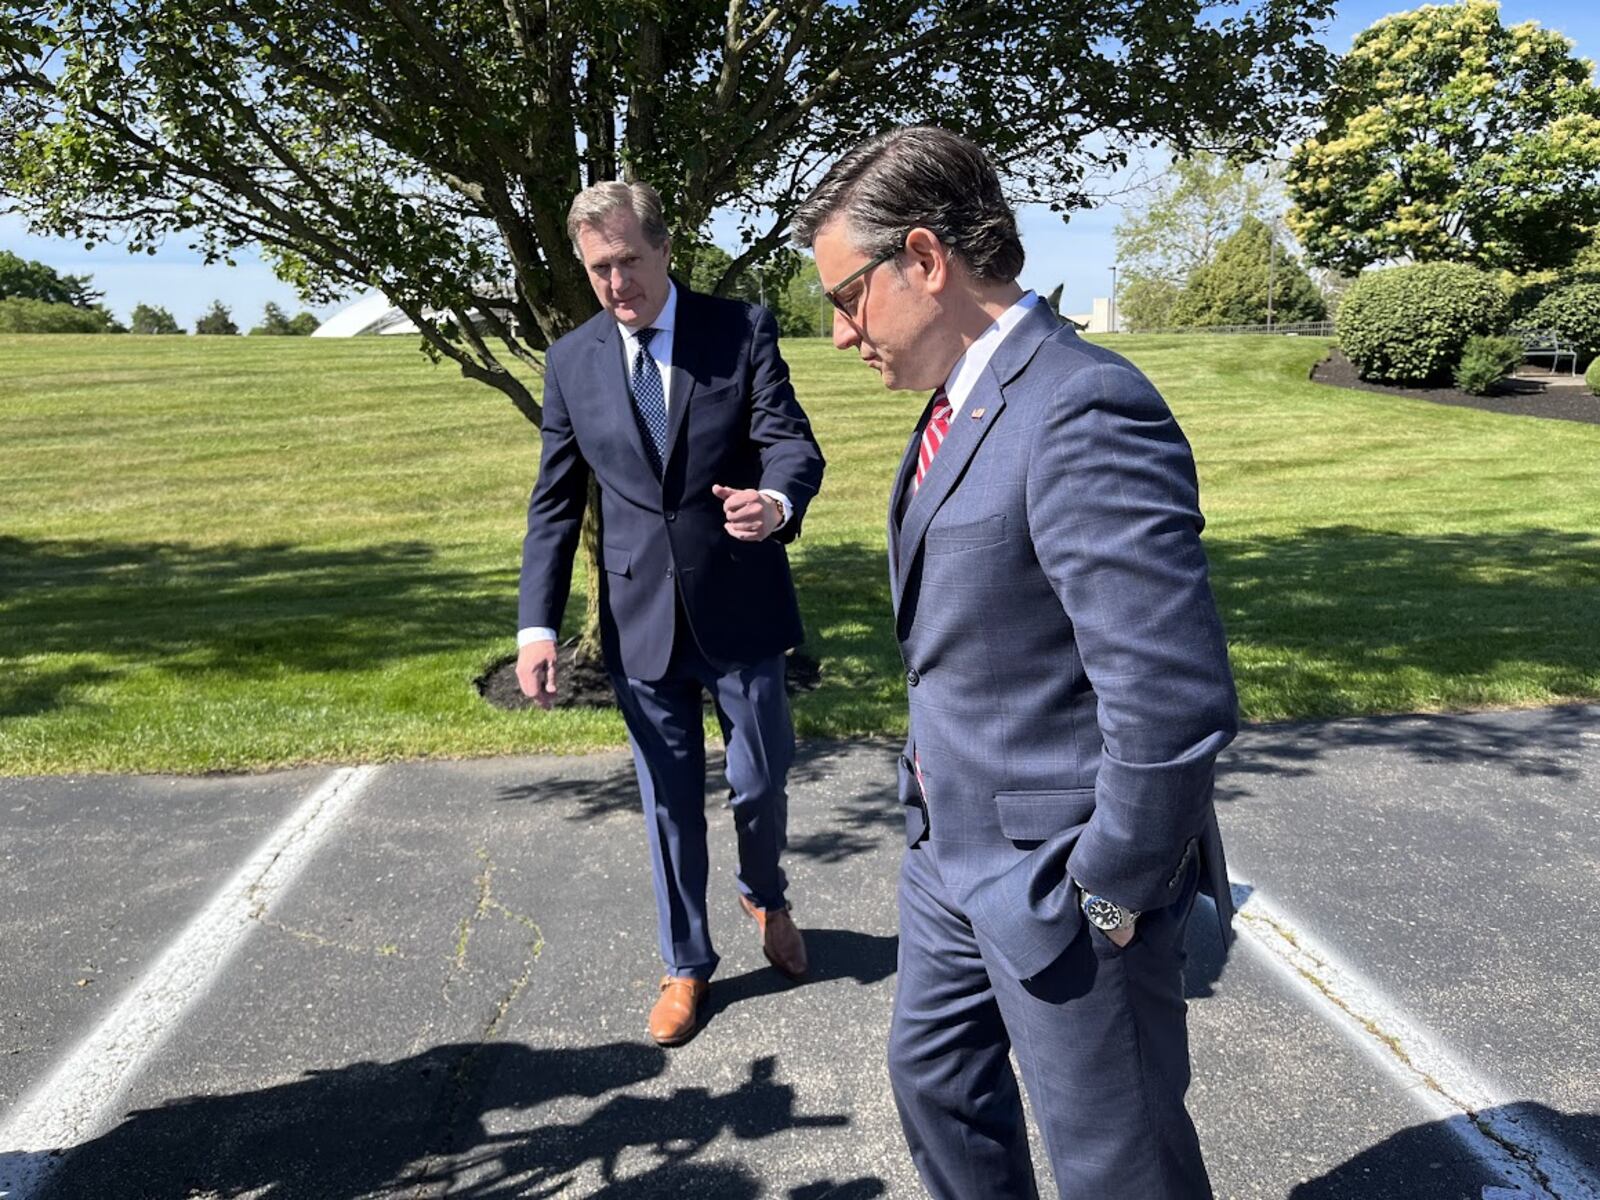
<box><xmin>517</xmin><ymin>180</ymin><xmax>825</xmax><ymax>1045</ymax></box>
<box><xmin>794</xmin><ymin>128</ymin><xmax>1238</xmax><ymax>1197</ymax></box>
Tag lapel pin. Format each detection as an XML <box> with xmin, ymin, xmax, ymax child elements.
<box><xmin>970</xmin><ymin>407</ymin><xmax>986</xmax><ymax>419</ymax></box>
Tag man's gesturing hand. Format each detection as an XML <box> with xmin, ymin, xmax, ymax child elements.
<box><xmin>516</xmin><ymin>639</ymin><xmax>559</xmax><ymax>710</ymax></box>
<box><xmin>712</xmin><ymin>484</ymin><xmax>779</xmax><ymax>542</ymax></box>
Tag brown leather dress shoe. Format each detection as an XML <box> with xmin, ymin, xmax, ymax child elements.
<box><xmin>648</xmin><ymin>975</ymin><xmax>709</xmax><ymax>1046</ymax></box>
<box><xmin>739</xmin><ymin>894</ymin><xmax>809</xmax><ymax>980</ymax></box>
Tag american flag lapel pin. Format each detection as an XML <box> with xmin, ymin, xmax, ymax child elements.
<box><xmin>970</xmin><ymin>406</ymin><xmax>986</xmax><ymax>419</ymax></box>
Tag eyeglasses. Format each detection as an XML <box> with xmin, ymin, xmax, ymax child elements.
<box><xmin>823</xmin><ymin>244</ymin><xmax>902</xmax><ymax>317</ymax></box>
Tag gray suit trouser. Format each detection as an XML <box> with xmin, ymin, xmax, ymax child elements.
<box><xmin>889</xmin><ymin>843</ymin><xmax>1211</xmax><ymax>1199</ymax></box>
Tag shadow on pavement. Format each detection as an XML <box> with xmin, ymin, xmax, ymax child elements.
<box><xmin>36</xmin><ymin>1042</ymin><xmax>885</xmax><ymax>1199</ymax></box>
<box><xmin>495</xmin><ymin>740</ymin><xmax>903</xmax><ymax>868</ymax></box>
<box><xmin>1182</xmin><ymin>893</ymin><xmax>1232</xmax><ymax>1000</ymax></box>
<box><xmin>1216</xmin><ymin>702</ymin><xmax>1596</xmax><ymax>804</ymax></box>
<box><xmin>708</xmin><ymin>927</ymin><xmax>900</xmax><ymax>1021</ymax></box>
<box><xmin>1288</xmin><ymin>1102</ymin><xmax>1600</xmax><ymax>1199</ymax></box>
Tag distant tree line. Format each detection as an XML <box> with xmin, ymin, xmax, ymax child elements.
<box><xmin>0</xmin><ymin>248</ymin><xmax>123</xmax><ymax>331</ymax></box>
<box><xmin>0</xmin><ymin>255</ymin><xmax>322</xmax><ymax>335</ymax></box>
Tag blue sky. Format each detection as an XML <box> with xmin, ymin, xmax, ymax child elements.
<box><xmin>4</xmin><ymin>1</ymin><xmax>1597</xmax><ymax>329</ymax></box>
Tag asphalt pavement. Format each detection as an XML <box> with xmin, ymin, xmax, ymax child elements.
<box><xmin>2</xmin><ymin>706</ymin><xmax>1597</xmax><ymax>1199</ymax></box>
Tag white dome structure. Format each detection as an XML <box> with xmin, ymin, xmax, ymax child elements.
<box><xmin>312</xmin><ymin>292</ymin><xmax>420</xmax><ymax>337</ymax></box>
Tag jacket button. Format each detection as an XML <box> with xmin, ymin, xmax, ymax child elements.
<box><xmin>665</xmin><ymin>567</ymin><xmax>674</xmax><ymax>579</ymax></box>
<box><xmin>906</xmin><ymin>668</ymin><xmax>920</xmax><ymax>686</ymax></box>
<box><xmin>665</xmin><ymin>510</ymin><xmax>677</xmax><ymax>522</ymax></box>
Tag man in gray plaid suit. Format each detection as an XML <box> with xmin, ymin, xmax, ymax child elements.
<box><xmin>795</xmin><ymin>127</ymin><xmax>1239</xmax><ymax>1199</ymax></box>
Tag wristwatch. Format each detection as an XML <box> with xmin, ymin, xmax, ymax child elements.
<box><xmin>766</xmin><ymin>493</ymin><xmax>787</xmax><ymax>528</ymax></box>
<box><xmin>1081</xmin><ymin>892</ymin><xmax>1140</xmax><ymax>934</ymax></box>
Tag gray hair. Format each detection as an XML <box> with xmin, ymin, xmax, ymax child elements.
<box><xmin>791</xmin><ymin>126</ymin><xmax>1024</xmax><ymax>284</ymax></box>
<box><xmin>566</xmin><ymin>180</ymin><xmax>670</xmax><ymax>255</ymax></box>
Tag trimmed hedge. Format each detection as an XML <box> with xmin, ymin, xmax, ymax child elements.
<box><xmin>1587</xmin><ymin>357</ymin><xmax>1600</xmax><ymax>395</ymax></box>
<box><xmin>1454</xmin><ymin>335</ymin><xmax>1524</xmax><ymax>395</ymax></box>
<box><xmin>1338</xmin><ymin>264</ymin><xmax>1508</xmax><ymax>384</ymax></box>
<box><xmin>1526</xmin><ymin>284</ymin><xmax>1600</xmax><ymax>364</ymax></box>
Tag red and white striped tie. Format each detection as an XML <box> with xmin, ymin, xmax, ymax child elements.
<box><xmin>913</xmin><ymin>389</ymin><xmax>954</xmax><ymax>492</ymax></box>
<box><xmin>909</xmin><ymin>387</ymin><xmax>952</xmax><ymax>795</ymax></box>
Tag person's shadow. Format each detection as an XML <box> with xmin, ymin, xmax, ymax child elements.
<box><xmin>17</xmin><ymin>1041</ymin><xmax>887</xmax><ymax>1199</ymax></box>
<box><xmin>706</xmin><ymin>927</ymin><xmax>900</xmax><ymax>1017</ymax></box>
<box><xmin>1289</xmin><ymin>1102</ymin><xmax>1600</xmax><ymax>1199</ymax></box>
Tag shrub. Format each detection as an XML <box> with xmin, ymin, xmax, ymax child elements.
<box><xmin>1338</xmin><ymin>263</ymin><xmax>1509</xmax><ymax>383</ymax></box>
<box><xmin>1588</xmin><ymin>357</ymin><xmax>1600</xmax><ymax>396</ymax></box>
<box><xmin>130</xmin><ymin>303</ymin><xmax>183</xmax><ymax>334</ymax></box>
<box><xmin>194</xmin><ymin>300</ymin><xmax>238</xmax><ymax>335</ymax></box>
<box><xmin>0</xmin><ymin>297</ymin><xmax>112</xmax><ymax>333</ymax></box>
<box><xmin>1454</xmin><ymin>335</ymin><xmax>1524</xmax><ymax>395</ymax></box>
<box><xmin>1525</xmin><ymin>283</ymin><xmax>1600</xmax><ymax>364</ymax></box>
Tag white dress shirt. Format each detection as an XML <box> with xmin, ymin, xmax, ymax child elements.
<box><xmin>519</xmin><ymin>283</ymin><xmax>792</xmax><ymax>648</ymax></box>
<box><xmin>940</xmin><ymin>290</ymin><xmax>1040</xmax><ymax>416</ymax></box>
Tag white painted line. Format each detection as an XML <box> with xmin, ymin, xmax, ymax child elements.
<box><xmin>0</xmin><ymin>765</ymin><xmax>380</xmax><ymax>1199</ymax></box>
<box><xmin>1230</xmin><ymin>880</ymin><xmax>1599</xmax><ymax>1200</ymax></box>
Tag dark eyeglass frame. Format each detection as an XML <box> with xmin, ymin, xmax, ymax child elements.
<box><xmin>823</xmin><ymin>243</ymin><xmax>903</xmax><ymax>317</ymax></box>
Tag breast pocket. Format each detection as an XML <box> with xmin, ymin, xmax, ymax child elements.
<box><xmin>925</xmin><ymin>513</ymin><xmax>1006</xmax><ymax>556</ymax></box>
<box><xmin>693</xmin><ymin>382</ymin><xmax>741</xmax><ymax>408</ymax></box>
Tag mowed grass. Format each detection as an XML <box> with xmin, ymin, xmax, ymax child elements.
<box><xmin>3</xmin><ymin>332</ymin><xmax>1598</xmax><ymax>774</ymax></box>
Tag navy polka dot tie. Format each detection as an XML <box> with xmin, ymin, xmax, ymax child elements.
<box><xmin>631</xmin><ymin>328</ymin><xmax>668</xmax><ymax>472</ymax></box>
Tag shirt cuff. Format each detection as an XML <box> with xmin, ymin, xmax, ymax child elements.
<box><xmin>758</xmin><ymin>489</ymin><xmax>794</xmax><ymax>530</ymax></box>
<box><xmin>518</xmin><ymin>627</ymin><xmax>559</xmax><ymax>647</ymax></box>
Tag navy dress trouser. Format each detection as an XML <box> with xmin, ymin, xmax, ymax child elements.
<box><xmin>608</xmin><ymin>631</ymin><xmax>793</xmax><ymax>982</ymax></box>
<box><xmin>890</xmin><ymin>843</ymin><xmax>1211</xmax><ymax>1200</ymax></box>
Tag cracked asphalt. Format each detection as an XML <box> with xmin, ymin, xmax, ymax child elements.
<box><xmin>2</xmin><ymin>705</ymin><xmax>1597</xmax><ymax>1199</ymax></box>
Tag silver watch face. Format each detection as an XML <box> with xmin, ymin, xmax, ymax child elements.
<box><xmin>1083</xmin><ymin>895</ymin><xmax>1125</xmax><ymax>932</ymax></box>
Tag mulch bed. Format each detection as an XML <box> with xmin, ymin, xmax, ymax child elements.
<box><xmin>475</xmin><ymin>640</ymin><xmax>823</xmax><ymax>711</ymax></box>
<box><xmin>1311</xmin><ymin>349</ymin><xmax>1599</xmax><ymax>426</ymax></box>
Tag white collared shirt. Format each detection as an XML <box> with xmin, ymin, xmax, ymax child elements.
<box><xmin>620</xmin><ymin>281</ymin><xmax>678</xmax><ymax>411</ymax></box>
<box><xmin>941</xmin><ymin>290</ymin><xmax>1041</xmax><ymax>417</ymax></box>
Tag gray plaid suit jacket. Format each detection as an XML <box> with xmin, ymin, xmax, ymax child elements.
<box><xmin>889</xmin><ymin>301</ymin><xmax>1238</xmax><ymax>979</ymax></box>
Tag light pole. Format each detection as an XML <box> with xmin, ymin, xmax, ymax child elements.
<box><xmin>1266</xmin><ymin>234</ymin><xmax>1277</xmax><ymax>332</ymax></box>
<box><xmin>1108</xmin><ymin>265</ymin><xmax>1119</xmax><ymax>333</ymax></box>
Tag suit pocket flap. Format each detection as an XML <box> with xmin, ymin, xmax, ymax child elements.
<box><xmin>601</xmin><ymin>543</ymin><xmax>632</xmax><ymax>577</ymax></box>
<box><xmin>994</xmin><ymin>788</ymin><xmax>1095</xmax><ymax>841</ymax></box>
<box><xmin>925</xmin><ymin>513</ymin><xmax>1006</xmax><ymax>555</ymax></box>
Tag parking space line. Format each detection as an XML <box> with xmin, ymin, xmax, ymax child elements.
<box><xmin>1231</xmin><ymin>880</ymin><xmax>1598</xmax><ymax>1200</ymax></box>
<box><xmin>0</xmin><ymin>765</ymin><xmax>380</xmax><ymax>1200</ymax></box>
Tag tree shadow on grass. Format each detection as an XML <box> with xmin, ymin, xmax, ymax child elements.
<box><xmin>1206</xmin><ymin>524</ymin><xmax>1600</xmax><ymax>794</ymax></box>
<box><xmin>0</xmin><ymin>535</ymin><xmax>515</xmax><ymax>717</ymax></box>
<box><xmin>18</xmin><ymin>1042</ymin><xmax>885</xmax><ymax>1200</ymax></box>
<box><xmin>1209</xmin><ymin>524</ymin><xmax>1600</xmax><ymax>721</ymax></box>
<box><xmin>786</xmin><ymin>540</ymin><xmax>903</xmax><ymax>736</ymax></box>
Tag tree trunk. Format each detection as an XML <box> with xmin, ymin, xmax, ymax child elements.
<box><xmin>576</xmin><ymin>475</ymin><xmax>604</xmax><ymax>663</ymax></box>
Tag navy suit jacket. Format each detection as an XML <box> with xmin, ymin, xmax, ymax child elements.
<box><xmin>520</xmin><ymin>286</ymin><xmax>825</xmax><ymax>681</ymax></box>
<box><xmin>891</xmin><ymin>301</ymin><xmax>1238</xmax><ymax>979</ymax></box>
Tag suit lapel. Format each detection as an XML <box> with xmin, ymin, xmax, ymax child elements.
<box><xmin>894</xmin><ymin>374</ymin><xmax>1006</xmax><ymax>598</ymax></box>
<box><xmin>891</xmin><ymin>300</ymin><xmax>1063</xmax><ymax>615</ymax></box>
<box><xmin>886</xmin><ymin>394</ymin><xmax>936</xmax><ymax>611</ymax></box>
<box><xmin>662</xmin><ymin>291</ymin><xmax>701</xmax><ymax>466</ymax></box>
<box><xmin>592</xmin><ymin>318</ymin><xmax>659</xmax><ymax>478</ymax></box>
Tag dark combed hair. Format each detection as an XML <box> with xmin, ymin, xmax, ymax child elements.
<box><xmin>792</xmin><ymin>126</ymin><xmax>1024</xmax><ymax>284</ymax></box>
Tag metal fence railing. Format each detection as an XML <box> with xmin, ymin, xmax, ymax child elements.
<box><xmin>1130</xmin><ymin>320</ymin><xmax>1337</xmax><ymax>337</ymax></box>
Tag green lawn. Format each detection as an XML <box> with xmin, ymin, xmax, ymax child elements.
<box><xmin>3</xmin><ymin>332</ymin><xmax>1598</xmax><ymax>774</ymax></box>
